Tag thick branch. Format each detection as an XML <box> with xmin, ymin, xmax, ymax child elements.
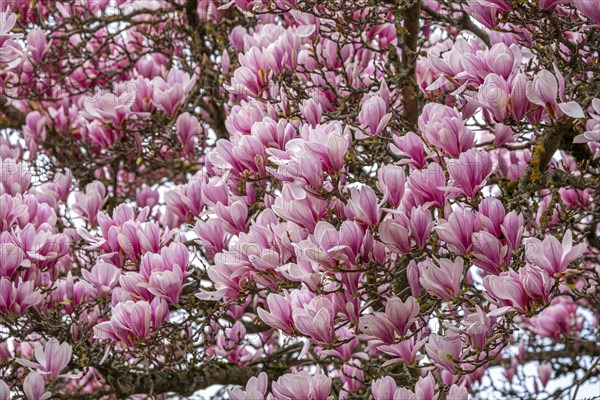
<box><xmin>399</xmin><ymin>0</ymin><xmax>422</xmax><ymax>126</ymax></box>
<box><xmin>102</xmin><ymin>362</ymin><xmax>261</xmax><ymax>398</ymax></box>
<box><xmin>518</xmin><ymin>120</ymin><xmax>577</xmax><ymax>192</ymax></box>
<box><xmin>0</xmin><ymin>95</ymin><xmax>26</xmax><ymax>130</ymax></box>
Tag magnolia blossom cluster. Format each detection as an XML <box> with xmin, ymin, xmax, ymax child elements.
<box><xmin>0</xmin><ymin>0</ymin><xmax>599</xmax><ymax>399</ymax></box>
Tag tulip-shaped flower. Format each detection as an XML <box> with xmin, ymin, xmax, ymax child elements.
<box><xmin>525</xmin><ymin>230</ymin><xmax>586</xmax><ymax>275</ymax></box>
<box><xmin>385</xmin><ymin>296</ymin><xmax>420</xmax><ymax>336</ymax></box>
<box><xmin>81</xmin><ymin>261</ymin><xmax>120</xmax><ymax>298</ymax></box>
<box><xmin>176</xmin><ymin>112</ymin><xmax>201</xmax><ymax>155</ymax></box>
<box><xmin>418</xmin><ymin>104</ymin><xmax>475</xmax><ymax>157</ymax></box>
<box><xmin>23</xmin><ymin>372</ymin><xmax>51</xmax><ymax>400</ymax></box>
<box><xmin>301</xmin><ymin>98</ymin><xmax>323</xmax><ymax>128</ymax></box>
<box><xmin>0</xmin><ymin>380</ymin><xmax>9</xmax><ymax>399</ymax></box>
<box><xmin>228</xmin><ymin>372</ymin><xmax>268</xmax><ymax>400</ymax></box>
<box><xmin>407</xmin><ymin>162</ymin><xmax>446</xmax><ymax>207</ymax></box>
<box><xmin>526</xmin><ymin>69</ymin><xmax>585</xmax><ymax>119</ymax></box>
<box><xmin>94</xmin><ymin>299</ymin><xmax>169</xmax><ymax>346</ymax></box>
<box><xmin>271</xmin><ymin>370</ymin><xmax>332</xmax><ymax>400</ymax></box>
<box><xmin>0</xmin><ymin>278</ymin><xmax>42</xmax><ymax>316</ymax></box>
<box><xmin>292</xmin><ymin>296</ymin><xmax>336</xmax><ymax>343</ymax></box>
<box><xmin>17</xmin><ymin>339</ymin><xmax>72</xmax><ymax>381</ymax></box>
<box><xmin>471</xmin><ymin>74</ymin><xmax>510</xmax><ymax>121</ymax></box>
<box><xmin>472</xmin><ymin>231</ymin><xmax>508</xmax><ymax>275</ymax></box>
<box><xmin>345</xmin><ymin>185</ymin><xmax>381</xmax><ymax>227</ymax></box>
<box><xmin>257</xmin><ymin>292</ymin><xmax>295</xmax><ymax>335</ymax></box>
<box><xmin>436</xmin><ymin>208</ymin><xmax>478</xmax><ymax>255</ymax></box>
<box><xmin>419</xmin><ymin>258</ymin><xmax>464</xmax><ymax>301</ymax></box>
<box><xmin>574</xmin><ymin>0</ymin><xmax>600</xmax><ymax>24</ymax></box>
<box><xmin>0</xmin><ymin>158</ymin><xmax>32</xmax><ymax>196</ymax></box>
<box><xmin>425</xmin><ymin>333</ymin><xmax>462</xmax><ymax>372</ymax></box>
<box><xmin>26</xmin><ymin>29</ymin><xmax>48</xmax><ymax>63</ymax></box>
<box><xmin>72</xmin><ymin>181</ymin><xmax>106</xmax><ymax>224</ymax></box>
<box><xmin>378</xmin><ymin>217</ymin><xmax>411</xmax><ymax>255</ymax></box>
<box><xmin>538</xmin><ymin>362</ymin><xmax>552</xmax><ymax>387</ymax></box>
<box><xmin>358</xmin><ymin>95</ymin><xmax>392</xmax><ymax>136</ymax></box>
<box><xmin>410</xmin><ymin>206</ymin><xmax>434</xmax><ymax>248</ymax></box>
<box><xmin>0</xmin><ymin>242</ymin><xmax>25</xmax><ymax>278</ymax></box>
<box><xmin>376</xmin><ymin>164</ymin><xmax>406</xmax><ymax>208</ymax></box>
<box><xmin>447</xmin><ymin>149</ymin><xmax>493</xmax><ymax>197</ymax></box>
<box><xmin>391</xmin><ymin>131</ymin><xmax>428</xmax><ymax>168</ymax></box>
<box><xmin>152</xmin><ymin>69</ymin><xmax>197</xmax><ymax>116</ymax></box>
<box><xmin>483</xmin><ymin>265</ymin><xmax>553</xmax><ymax>314</ymax></box>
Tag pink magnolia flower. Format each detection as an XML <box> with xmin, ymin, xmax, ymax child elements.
<box><xmin>414</xmin><ymin>372</ymin><xmax>439</xmax><ymax>400</ymax></box>
<box><xmin>472</xmin><ymin>231</ymin><xmax>509</xmax><ymax>275</ymax></box>
<box><xmin>176</xmin><ymin>112</ymin><xmax>201</xmax><ymax>155</ymax></box>
<box><xmin>419</xmin><ymin>258</ymin><xmax>464</xmax><ymax>301</ymax></box>
<box><xmin>23</xmin><ymin>372</ymin><xmax>50</xmax><ymax>400</ymax></box>
<box><xmin>538</xmin><ymin>362</ymin><xmax>552</xmax><ymax>387</ymax></box>
<box><xmin>574</xmin><ymin>99</ymin><xmax>600</xmax><ymax>157</ymax></box>
<box><xmin>94</xmin><ymin>298</ymin><xmax>169</xmax><ymax>346</ymax></box>
<box><xmin>301</xmin><ymin>220</ymin><xmax>364</xmax><ymax>268</ymax></box>
<box><xmin>391</xmin><ymin>131</ymin><xmax>428</xmax><ymax>168</ymax></box>
<box><xmin>270</xmin><ymin>370</ymin><xmax>332</xmax><ymax>400</ymax></box>
<box><xmin>407</xmin><ymin>162</ymin><xmax>446</xmax><ymax>207</ymax></box>
<box><xmin>418</xmin><ymin>104</ymin><xmax>475</xmax><ymax>157</ymax></box>
<box><xmin>574</xmin><ymin>0</ymin><xmax>600</xmax><ymax>24</ymax></box>
<box><xmin>81</xmin><ymin>261</ymin><xmax>121</xmax><ymax>298</ymax></box>
<box><xmin>359</xmin><ymin>313</ymin><xmax>397</xmax><ymax>345</ymax></box>
<box><xmin>83</xmin><ymin>92</ymin><xmax>135</xmax><ymax>126</ymax></box>
<box><xmin>272</xmin><ymin>183</ymin><xmax>328</xmax><ymax>231</ymax></box>
<box><xmin>378</xmin><ymin>336</ymin><xmax>426</xmax><ymax>366</ymax></box>
<box><xmin>525</xmin><ymin>230</ymin><xmax>586</xmax><ymax>275</ymax></box>
<box><xmin>0</xmin><ymin>11</ymin><xmax>23</xmax><ymax>71</ymax></box>
<box><xmin>303</xmin><ymin>122</ymin><xmax>350</xmax><ymax>171</ymax></box>
<box><xmin>478</xmin><ymin>197</ymin><xmax>506</xmax><ymax>237</ymax></box>
<box><xmin>470</xmin><ymin>74</ymin><xmax>510</xmax><ymax>121</ymax></box>
<box><xmin>17</xmin><ymin>339</ymin><xmax>72</xmax><ymax>381</ymax></box>
<box><xmin>379</xmin><ymin>217</ymin><xmax>412</xmax><ymax>254</ymax></box>
<box><xmin>0</xmin><ymin>278</ymin><xmax>42</xmax><ymax>316</ymax></box>
<box><xmin>410</xmin><ymin>206</ymin><xmax>433</xmax><ymax>248</ymax></box>
<box><xmin>501</xmin><ymin>211</ymin><xmax>525</xmax><ymax>250</ymax></box>
<box><xmin>26</xmin><ymin>29</ymin><xmax>48</xmax><ymax>63</ymax></box>
<box><xmin>152</xmin><ymin>69</ymin><xmax>197</xmax><ymax>116</ymax></box>
<box><xmin>135</xmin><ymin>186</ymin><xmax>159</xmax><ymax>209</ymax></box>
<box><xmin>165</xmin><ymin>176</ymin><xmax>205</xmax><ymax>222</ymax></box>
<box><xmin>0</xmin><ymin>380</ymin><xmax>9</xmax><ymax>399</ymax></box>
<box><xmin>0</xmin><ymin>242</ymin><xmax>25</xmax><ymax>278</ymax></box>
<box><xmin>377</xmin><ymin>164</ymin><xmax>406</xmax><ymax>208</ymax></box>
<box><xmin>292</xmin><ymin>296</ymin><xmax>336</xmax><ymax>343</ymax></box>
<box><xmin>72</xmin><ymin>181</ymin><xmax>106</xmax><ymax>224</ymax></box>
<box><xmin>301</xmin><ymin>99</ymin><xmax>323</xmax><ymax>128</ymax></box>
<box><xmin>484</xmin><ymin>265</ymin><xmax>553</xmax><ymax>314</ymax></box>
<box><xmin>371</xmin><ymin>376</ymin><xmax>398</xmax><ymax>400</ymax></box>
<box><xmin>463</xmin><ymin>0</ymin><xmax>510</xmax><ymax>28</ymax></box>
<box><xmin>447</xmin><ymin>149</ymin><xmax>493</xmax><ymax>197</ymax></box>
<box><xmin>228</xmin><ymin>372</ymin><xmax>268</xmax><ymax>400</ymax></box>
<box><xmin>344</xmin><ymin>185</ymin><xmax>381</xmax><ymax>227</ymax></box>
<box><xmin>257</xmin><ymin>292</ymin><xmax>295</xmax><ymax>335</ymax></box>
<box><xmin>0</xmin><ymin>158</ymin><xmax>31</xmax><ymax>196</ymax></box>
<box><xmin>526</xmin><ymin>69</ymin><xmax>585</xmax><ymax>119</ymax></box>
<box><xmin>385</xmin><ymin>296</ymin><xmax>420</xmax><ymax>336</ymax></box>
<box><xmin>358</xmin><ymin>95</ymin><xmax>391</xmax><ymax>136</ymax></box>
<box><xmin>425</xmin><ymin>333</ymin><xmax>462</xmax><ymax>372</ymax></box>
<box><xmin>436</xmin><ymin>208</ymin><xmax>477</xmax><ymax>255</ymax></box>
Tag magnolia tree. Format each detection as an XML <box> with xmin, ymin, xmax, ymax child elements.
<box><xmin>1</xmin><ymin>0</ymin><xmax>600</xmax><ymax>398</ymax></box>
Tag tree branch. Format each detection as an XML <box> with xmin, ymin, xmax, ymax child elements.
<box><xmin>399</xmin><ymin>0</ymin><xmax>422</xmax><ymax>126</ymax></box>
<box><xmin>518</xmin><ymin>119</ymin><xmax>576</xmax><ymax>193</ymax></box>
<box><xmin>0</xmin><ymin>95</ymin><xmax>26</xmax><ymax>130</ymax></box>
<box><xmin>101</xmin><ymin>362</ymin><xmax>262</xmax><ymax>398</ymax></box>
